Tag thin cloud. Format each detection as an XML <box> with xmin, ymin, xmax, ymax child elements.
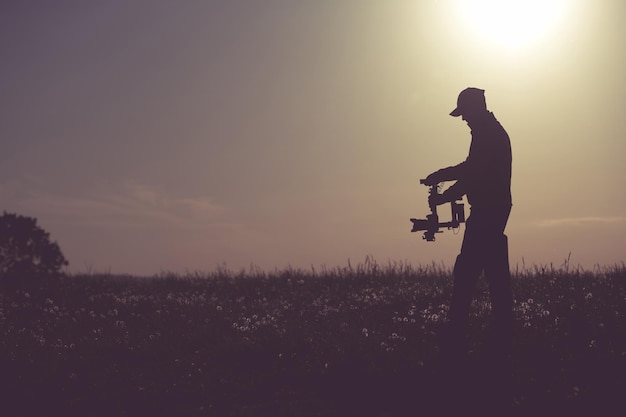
<box><xmin>0</xmin><ymin>180</ymin><xmax>235</xmax><ymax>231</ymax></box>
<box><xmin>536</xmin><ymin>216</ymin><xmax>626</xmax><ymax>227</ymax></box>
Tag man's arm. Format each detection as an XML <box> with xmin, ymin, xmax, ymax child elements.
<box><xmin>429</xmin><ymin>179</ymin><xmax>466</xmax><ymax>206</ymax></box>
<box><xmin>423</xmin><ymin>160</ymin><xmax>467</xmax><ymax>185</ymax></box>
<box><xmin>440</xmin><ymin>180</ymin><xmax>465</xmax><ymax>202</ymax></box>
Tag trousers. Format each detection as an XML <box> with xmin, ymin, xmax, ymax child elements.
<box><xmin>447</xmin><ymin>205</ymin><xmax>513</xmax><ymax>341</ymax></box>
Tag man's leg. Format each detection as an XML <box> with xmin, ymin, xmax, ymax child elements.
<box><xmin>437</xmin><ymin>227</ymin><xmax>484</xmax><ymax>414</ymax></box>
<box><xmin>483</xmin><ymin>232</ymin><xmax>514</xmax><ymax>412</ymax></box>
<box><xmin>484</xmin><ymin>233</ymin><xmax>513</xmax><ymax>354</ymax></box>
<box><xmin>442</xmin><ymin>215</ymin><xmax>484</xmax><ymax>358</ymax></box>
<box><xmin>447</xmin><ymin>252</ymin><xmax>483</xmax><ymax>337</ymax></box>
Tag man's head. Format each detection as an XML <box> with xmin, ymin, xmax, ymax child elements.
<box><xmin>450</xmin><ymin>88</ymin><xmax>487</xmax><ymax>123</ymax></box>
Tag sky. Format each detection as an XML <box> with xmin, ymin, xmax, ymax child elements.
<box><xmin>1</xmin><ymin>0</ymin><xmax>625</xmax><ymax>275</ymax></box>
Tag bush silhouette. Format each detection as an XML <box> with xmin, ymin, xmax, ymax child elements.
<box><xmin>0</xmin><ymin>212</ymin><xmax>69</xmax><ymax>281</ymax></box>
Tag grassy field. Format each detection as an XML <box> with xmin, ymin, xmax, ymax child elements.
<box><xmin>1</xmin><ymin>259</ymin><xmax>625</xmax><ymax>416</ymax></box>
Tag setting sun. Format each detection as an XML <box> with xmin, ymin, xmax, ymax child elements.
<box><xmin>458</xmin><ymin>0</ymin><xmax>566</xmax><ymax>49</ymax></box>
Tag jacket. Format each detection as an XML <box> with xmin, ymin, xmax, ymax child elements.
<box><xmin>434</xmin><ymin>112</ymin><xmax>512</xmax><ymax>209</ymax></box>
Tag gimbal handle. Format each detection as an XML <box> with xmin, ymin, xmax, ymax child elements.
<box><xmin>419</xmin><ymin>179</ymin><xmax>439</xmax><ymax>213</ymax></box>
<box><xmin>410</xmin><ymin>179</ymin><xmax>465</xmax><ymax>241</ymax></box>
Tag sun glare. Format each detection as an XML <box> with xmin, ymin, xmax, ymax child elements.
<box><xmin>458</xmin><ymin>0</ymin><xmax>565</xmax><ymax>49</ymax></box>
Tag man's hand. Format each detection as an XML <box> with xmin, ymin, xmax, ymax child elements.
<box><xmin>428</xmin><ymin>192</ymin><xmax>447</xmax><ymax>207</ymax></box>
<box><xmin>422</xmin><ymin>170</ymin><xmax>443</xmax><ymax>186</ymax></box>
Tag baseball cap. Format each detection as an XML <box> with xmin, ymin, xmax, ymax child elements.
<box><xmin>450</xmin><ymin>87</ymin><xmax>486</xmax><ymax>117</ymax></box>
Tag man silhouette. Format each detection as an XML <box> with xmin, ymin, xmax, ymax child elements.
<box><xmin>423</xmin><ymin>88</ymin><xmax>513</xmax><ymax>359</ymax></box>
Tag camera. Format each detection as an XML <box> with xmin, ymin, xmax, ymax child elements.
<box><xmin>410</xmin><ymin>213</ymin><xmax>440</xmax><ymax>241</ymax></box>
<box><xmin>410</xmin><ymin>182</ymin><xmax>465</xmax><ymax>242</ymax></box>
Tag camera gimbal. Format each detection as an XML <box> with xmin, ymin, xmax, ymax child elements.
<box><xmin>410</xmin><ymin>180</ymin><xmax>465</xmax><ymax>241</ymax></box>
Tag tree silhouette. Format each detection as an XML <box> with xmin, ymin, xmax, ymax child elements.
<box><xmin>0</xmin><ymin>212</ymin><xmax>68</xmax><ymax>280</ymax></box>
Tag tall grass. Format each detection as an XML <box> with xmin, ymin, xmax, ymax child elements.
<box><xmin>1</xmin><ymin>258</ymin><xmax>625</xmax><ymax>416</ymax></box>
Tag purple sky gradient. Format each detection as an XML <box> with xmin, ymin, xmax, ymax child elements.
<box><xmin>2</xmin><ymin>1</ymin><xmax>625</xmax><ymax>275</ymax></box>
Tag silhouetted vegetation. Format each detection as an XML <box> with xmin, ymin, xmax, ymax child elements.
<box><xmin>0</xmin><ymin>212</ymin><xmax>68</xmax><ymax>284</ymax></box>
<box><xmin>1</xmin><ymin>259</ymin><xmax>625</xmax><ymax>416</ymax></box>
